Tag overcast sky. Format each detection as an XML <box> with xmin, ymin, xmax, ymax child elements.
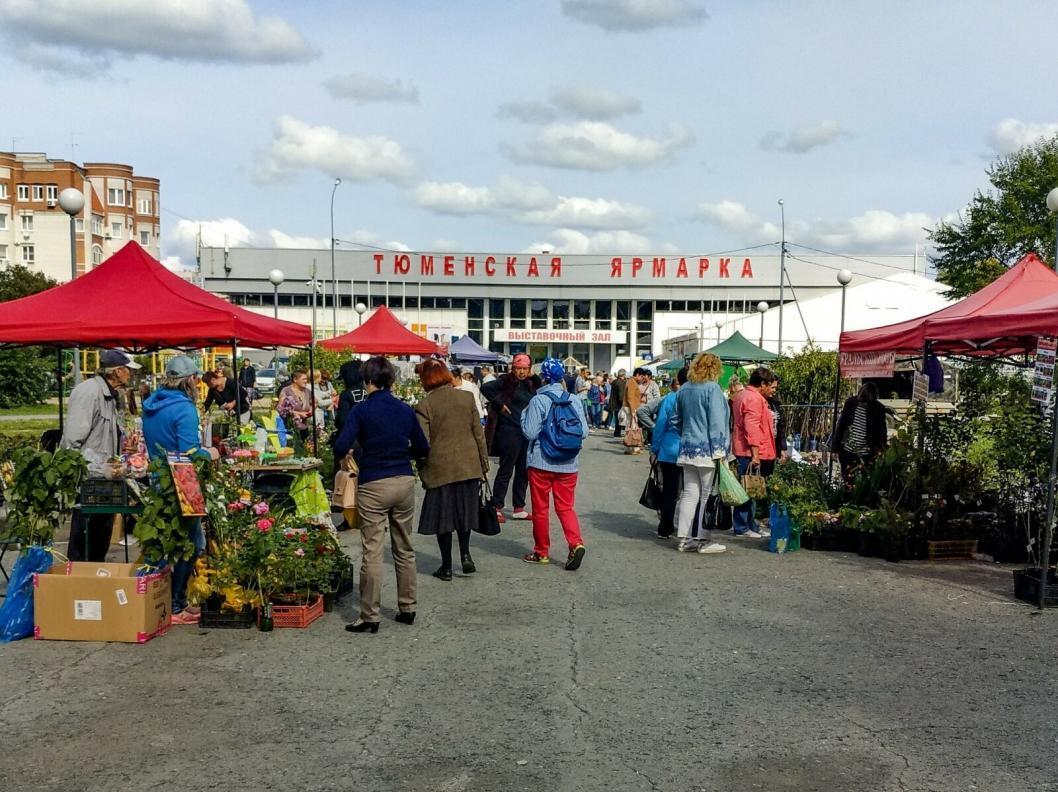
<box><xmin>3</xmin><ymin>0</ymin><xmax>1056</xmax><ymax>271</ymax></box>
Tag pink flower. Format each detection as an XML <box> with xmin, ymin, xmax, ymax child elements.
<box><xmin>256</xmin><ymin>518</ymin><xmax>274</xmax><ymax>532</ymax></box>
<box><xmin>252</xmin><ymin>501</ymin><xmax>270</xmax><ymax>516</ymax></box>
<box><xmin>227</xmin><ymin>502</ymin><xmax>245</xmax><ymax>512</ymax></box>
<box><xmin>294</xmin><ymin>548</ymin><xmax>305</xmax><ymax>557</ymax></box>
<box><xmin>283</xmin><ymin>530</ymin><xmax>296</xmax><ymax>539</ymax></box>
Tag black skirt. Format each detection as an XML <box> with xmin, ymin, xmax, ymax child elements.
<box><xmin>418</xmin><ymin>478</ymin><xmax>480</xmax><ymax>536</ymax></box>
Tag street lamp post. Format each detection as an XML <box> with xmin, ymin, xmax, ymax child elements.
<box><xmin>777</xmin><ymin>198</ymin><xmax>787</xmax><ymax>357</ymax></box>
<box><xmin>827</xmin><ymin>269</ymin><xmax>853</xmax><ymax>483</ymax></box>
<box><xmin>355</xmin><ymin>302</ymin><xmax>367</xmax><ymax>326</ymax></box>
<box><xmin>714</xmin><ymin>319</ymin><xmax>723</xmax><ymax>345</ymax></box>
<box><xmin>1036</xmin><ymin>188</ymin><xmax>1058</xmax><ymax>606</ymax></box>
<box><xmin>269</xmin><ymin>269</ymin><xmax>285</xmax><ymax>319</ymax></box>
<box><xmin>58</xmin><ymin>188</ymin><xmax>85</xmax><ymax>385</ymax></box>
<box><xmin>756</xmin><ymin>300</ymin><xmax>769</xmax><ymax>349</ymax></box>
<box><xmin>330</xmin><ymin>178</ymin><xmax>341</xmax><ymax>336</ymax></box>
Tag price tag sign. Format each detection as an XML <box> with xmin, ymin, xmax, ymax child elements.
<box><xmin>1032</xmin><ymin>337</ymin><xmax>1057</xmax><ymax>412</ymax></box>
<box><xmin>912</xmin><ymin>372</ymin><xmax>929</xmax><ymax>405</ymax></box>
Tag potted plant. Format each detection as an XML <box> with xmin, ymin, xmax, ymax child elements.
<box><xmin>6</xmin><ymin>448</ymin><xmax>87</xmax><ymax>548</ymax></box>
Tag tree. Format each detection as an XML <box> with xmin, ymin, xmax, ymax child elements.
<box><xmin>0</xmin><ymin>266</ymin><xmax>58</xmax><ymax>407</ymax></box>
<box><xmin>929</xmin><ymin>135</ymin><xmax>1058</xmax><ymax>298</ymax></box>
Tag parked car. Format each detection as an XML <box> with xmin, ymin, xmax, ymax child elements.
<box><xmin>255</xmin><ymin>368</ymin><xmax>278</xmax><ymax>394</ymax></box>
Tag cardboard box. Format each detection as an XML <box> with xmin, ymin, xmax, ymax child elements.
<box><xmin>33</xmin><ymin>562</ymin><xmax>171</xmax><ymax>643</ymax></box>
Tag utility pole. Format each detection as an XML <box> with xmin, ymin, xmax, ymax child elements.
<box><xmin>777</xmin><ymin>198</ymin><xmax>786</xmax><ymax>356</ymax></box>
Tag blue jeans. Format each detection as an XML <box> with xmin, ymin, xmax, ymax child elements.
<box><xmin>589</xmin><ymin>403</ymin><xmax>603</xmax><ymax>427</ymax></box>
<box><xmin>170</xmin><ymin>518</ymin><xmax>205</xmax><ymax>613</ymax></box>
<box><xmin>732</xmin><ymin>456</ymin><xmax>775</xmax><ymax>534</ymax></box>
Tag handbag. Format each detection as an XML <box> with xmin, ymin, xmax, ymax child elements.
<box><xmin>717</xmin><ymin>461</ymin><xmax>750</xmax><ymax>506</ymax></box>
<box><xmin>639</xmin><ymin>462</ymin><xmax>664</xmax><ymax>510</ymax></box>
<box><xmin>475</xmin><ymin>480</ymin><xmax>501</xmax><ymax>536</ymax></box>
<box><xmin>741</xmin><ymin>464</ymin><xmax>768</xmax><ymax>500</ymax></box>
<box><xmin>331</xmin><ymin>453</ymin><xmax>358</xmax><ymax>509</ymax></box>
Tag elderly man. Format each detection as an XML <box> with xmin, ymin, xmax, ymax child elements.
<box><xmin>61</xmin><ymin>349</ymin><xmax>141</xmax><ymax>561</ymax></box>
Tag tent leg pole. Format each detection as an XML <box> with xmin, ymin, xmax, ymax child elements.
<box><xmin>231</xmin><ymin>340</ymin><xmax>240</xmax><ymax>429</ymax></box>
<box><xmin>57</xmin><ymin>348</ymin><xmax>64</xmax><ymax>435</ymax></box>
<box><xmin>1038</xmin><ymin>393</ymin><xmax>1058</xmax><ymax>608</ymax></box>
<box><xmin>308</xmin><ymin>344</ymin><xmax>318</xmax><ymax>456</ymax></box>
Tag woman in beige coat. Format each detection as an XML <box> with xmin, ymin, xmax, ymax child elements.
<box><xmin>415</xmin><ymin>360</ymin><xmax>490</xmax><ymax>581</ymax></box>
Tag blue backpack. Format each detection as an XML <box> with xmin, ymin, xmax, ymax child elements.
<box><xmin>538</xmin><ymin>391</ymin><xmax>584</xmax><ymax>462</ymax></box>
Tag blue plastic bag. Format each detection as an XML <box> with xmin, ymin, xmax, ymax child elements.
<box><xmin>0</xmin><ymin>545</ymin><xmax>54</xmax><ymax>643</ymax></box>
<box><xmin>768</xmin><ymin>503</ymin><xmax>796</xmax><ymax>554</ymax></box>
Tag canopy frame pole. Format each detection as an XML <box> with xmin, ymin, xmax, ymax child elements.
<box><xmin>308</xmin><ymin>343</ymin><xmax>318</xmax><ymax>457</ymax></box>
<box><xmin>231</xmin><ymin>339</ymin><xmax>240</xmax><ymax>429</ymax></box>
<box><xmin>1038</xmin><ymin>361</ymin><xmax>1058</xmax><ymax>608</ymax></box>
<box><xmin>56</xmin><ymin>348</ymin><xmax>64</xmax><ymax>435</ymax></box>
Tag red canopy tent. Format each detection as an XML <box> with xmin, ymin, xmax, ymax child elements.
<box><xmin>0</xmin><ymin>242</ymin><xmax>311</xmax><ymax>350</ymax></box>
<box><xmin>319</xmin><ymin>305</ymin><xmax>440</xmax><ymax>355</ymax></box>
<box><xmin>839</xmin><ymin>253</ymin><xmax>1058</xmax><ymax>357</ymax></box>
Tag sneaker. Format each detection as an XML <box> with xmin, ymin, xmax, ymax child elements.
<box><xmin>565</xmin><ymin>545</ymin><xmax>586</xmax><ymax>571</ymax></box>
<box><xmin>676</xmin><ymin>539</ymin><xmax>700</xmax><ymax>553</ymax></box>
<box><xmin>737</xmin><ymin>530</ymin><xmax>763</xmax><ymax>539</ymax></box>
<box><xmin>758</xmin><ymin>528</ymin><xmax>771</xmax><ymax>538</ymax></box>
<box><xmin>656</xmin><ymin>533</ymin><xmax>672</xmax><ymax>541</ymax></box>
<box><xmin>171</xmin><ymin>610</ymin><xmax>200</xmax><ymax>625</ymax></box>
<box><xmin>697</xmin><ymin>542</ymin><xmax>727</xmax><ymax>554</ymax></box>
<box><xmin>522</xmin><ymin>552</ymin><xmax>550</xmax><ymax>565</ymax></box>
<box><xmin>495</xmin><ymin>509</ymin><xmax>507</xmax><ymax>524</ymax></box>
<box><xmin>511</xmin><ymin>509</ymin><xmax>532</xmax><ymax>520</ymax></box>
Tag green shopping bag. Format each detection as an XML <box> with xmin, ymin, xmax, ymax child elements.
<box><xmin>717</xmin><ymin>462</ymin><xmax>750</xmax><ymax>507</ymax></box>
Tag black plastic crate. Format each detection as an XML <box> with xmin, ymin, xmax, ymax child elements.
<box><xmin>1013</xmin><ymin>568</ymin><xmax>1058</xmax><ymax>607</ymax></box>
<box><xmin>81</xmin><ymin>478</ymin><xmax>129</xmax><ymax>506</ymax></box>
<box><xmin>199</xmin><ymin>603</ymin><xmax>257</xmax><ymax>629</ymax></box>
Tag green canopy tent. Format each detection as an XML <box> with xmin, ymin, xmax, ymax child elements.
<box><xmin>704</xmin><ymin>331</ymin><xmax>778</xmax><ymax>364</ymax></box>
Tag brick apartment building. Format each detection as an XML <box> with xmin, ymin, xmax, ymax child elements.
<box><xmin>0</xmin><ymin>152</ymin><xmax>159</xmax><ymax>283</ymax></box>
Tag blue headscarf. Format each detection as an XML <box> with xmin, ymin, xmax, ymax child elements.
<box><xmin>540</xmin><ymin>357</ymin><xmax>565</xmax><ymax>384</ymax></box>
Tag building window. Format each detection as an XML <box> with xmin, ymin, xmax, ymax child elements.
<box><xmin>91</xmin><ymin>246</ymin><xmax>103</xmax><ymax>266</ymax></box>
<box><xmin>552</xmin><ymin>300</ymin><xmax>570</xmax><ymax>329</ymax></box>
<box><xmin>0</xmin><ymin>244</ymin><xmax>7</xmax><ymax>263</ymax></box>
<box><xmin>17</xmin><ymin>185</ymin><xmax>29</xmax><ymax>201</ymax></box>
<box><xmin>531</xmin><ymin>299</ymin><xmax>548</xmax><ymax>329</ymax></box>
<box><xmin>574</xmin><ymin>300</ymin><xmax>591</xmax><ymax>329</ymax></box>
<box><xmin>0</xmin><ymin>213</ymin><xmax>6</xmax><ymax>230</ymax></box>
<box><xmin>21</xmin><ymin>245</ymin><xmax>34</xmax><ymax>264</ymax></box>
<box><xmin>140</xmin><ymin>230</ymin><xmax>150</xmax><ymax>245</ymax></box>
<box><xmin>616</xmin><ymin>300</ymin><xmax>631</xmax><ymax>331</ymax></box>
<box><xmin>509</xmin><ymin>299</ymin><xmax>526</xmax><ymax>329</ymax></box>
<box><xmin>107</xmin><ymin>188</ymin><xmax>125</xmax><ymax>206</ymax></box>
<box><xmin>0</xmin><ymin>184</ymin><xmax>7</xmax><ymax>199</ymax></box>
<box><xmin>20</xmin><ymin>215</ymin><xmax>32</xmax><ymax>232</ymax></box>
<box><xmin>468</xmin><ymin>298</ymin><xmax>484</xmax><ymax>320</ymax></box>
<box><xmin>594</xmin><ymin>300</ymin><xmax>612</xmax><ymax>329</ymax></box>
<box><xmin>138</xmin><ymin>198</ymin><xmax>152</xmax><ymax>214</ymax></box>
<box><xmin>92</xmin><ymin>215</ymin><xmax>104</xmax><ymax>235</ymax></box>
<box><xmin>46</xmin><ymin>185</ymin><xmax>57</xmax><ymax>201</ymax></box>
<box><xmin>110</xmin><ymin>221</ymin><xmax>122</xmax><ymax>239</ymax></box>
<box><xmin>32</xmin><ymin>185</ymin><xmax>43</xmax><ymax>201</ymax></box>
<box><xmin>75</xmin><ymin>218</ymin><xmax>84</xmax><ymax>233</ymax></box>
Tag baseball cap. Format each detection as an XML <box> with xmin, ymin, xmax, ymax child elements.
<box><xmin>100</xmin><ymin>349</ymin><xmax>141</xmax><ymax>370</ymax></box>
<box><xmin>512</xmin><ymin>353</ymin><xmax>531</xmax><ymax>368</ymax></box>
<box><xmin>165</xmin><ymin>355</ymin><xmax>202</xmax><ymax>378</ymax></box>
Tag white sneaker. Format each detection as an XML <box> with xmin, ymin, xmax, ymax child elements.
<box><xmin>758</xmin><ymin>529</ymin><xmax>771</xmax><ymax>538</ymax></box>
<box><xmin>740</xmin><ymin>530</ymin><xmax>763</xmax><ymax>539</ymax></box>
<box><xmin>676</xmin><ymin>539</ymin><xmax>700</xmax><ymax>553</ymax></box>
<box><xmin>511</xmin><ymin>510</ymin><xmax>531</xmax><ymax>520</ymax></box>
<box><xmin>697</xmin><ymin>542</ymin><xmax>727</xmax><ymax>554</ymax></box>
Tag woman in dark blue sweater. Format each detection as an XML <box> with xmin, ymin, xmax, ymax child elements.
<box><xmin>333</xmin><ymin>357</ymin><xmax>429</xmax><ymax>633</ymax></box>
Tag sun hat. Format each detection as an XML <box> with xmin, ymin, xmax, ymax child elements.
<box><xmin>100</xmin><ymin>349</ymin><xmax>141</xmax><ymax>370</ymax></box>
<box><xmin>512</xmin><ymin>353</ymin><xmax>532</xmax><ymax>368</ymax></box>
<box><xmin>165</xmin><ymin>355</ymin><xmax>203</xmax><ymax>378</ymax></box>
<box><xmin>539</xmin><ymin>358</ymin><xmax>565</xmax><ymax>384</ymax></box>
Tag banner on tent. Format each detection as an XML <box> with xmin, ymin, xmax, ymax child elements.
<box><xmin>840</xmin><ymin>351</ymin><xmax>895</xmax><ymax>378</ymax></box>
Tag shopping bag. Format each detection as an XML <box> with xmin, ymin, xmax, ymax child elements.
<box><xmin>638</xmin><ymin>462</ymin><xmax>664</xmax><ymax>510</ymax></box>
<box><xmin>475</xmin><ymin>481</ymin><xmax>501</xmax><ymax>536</ymax></box>
<box><xmin>623</xmin><ymin>426</ymin><xmax>644</xmax><ymax>448</ymax></box>
<box><xmin>717</xmin><ymin>462</ymin><xmax>750</xmax><ymax>507</ymax></box>
<box><xmin>331</xmin><ymin>453</ymin><xmax>358</xmax><ymax>509</ymax></box>
<box><xmin>0</xmin><ymin>545</ymin><xmax>54</xmax><ymax>643</ymax></box>
<box><xmin>741</xmin><ymin>464</ymin><xmax>768</xmax><ymax>500</ymax></box>
<box><xmin>768</xmin><ymin>503</ymin><xmax>798</xmax><ymax>554</ymax></box>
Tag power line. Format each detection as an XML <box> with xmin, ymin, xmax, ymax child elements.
<box><xmin>786</xmin><ymin>242</ymin><xmax>919</xmax><ymax>273</ymax></box>
<box><xmin>785</xmin><ymin>253</ymin><xmax>896</xmax><ymax>283</ymax></box>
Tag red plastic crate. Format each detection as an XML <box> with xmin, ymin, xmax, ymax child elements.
<box><xmin>268</xmin><ymin>595</ymin><xmax>324</xmax><ymax>628</ymax></box>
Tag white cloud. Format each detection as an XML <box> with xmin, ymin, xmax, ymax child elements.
<box><xmin>414</xmin><ymin>178</ymin><xmax>651</xmax><ymax>229</ymax></box>
<box><xmin>989</xmin><ymin>118</ymin><xmax>1058</xmax><ymax>155</ymax></box>
<box><xmin>759</xmin><ymin>121</ymin><xmax>849</xmax><ymax>154</ymax></box>
<box><xmin>162</xmin><ymin>217</ymin><xmax>409</xmax><ymax>269</ymax></box>
<box><xmin>695</xmin><ymin>200</ymin><xmax>932</xmax><ymax>252</ymax></box>
<box><xmin>253</xmin><ymin>115</ymin><xmax>414</xmax><ymax>185</ymax></box>
<box><xmin>0</xmin><ymin>0</ymin><xmax>315</xmax><ymax>71</ymax></box>
<box><xmin>504</xmin><ymin>121</ymin><xmax>693</xmax><ymax>170</ymax></box>
<box><xmin>562</xmin><ymin>0</ymin><xmax>708</xmax><ymax>32</ymax></box>
<box><xmin>496</xmin><ymin>101</ymin><xmax>559</xmax><ymax>123</ymax></box>
<box><xmin>524</xmin><ymin>229</ymin><xmax>654</xmax><ymax>254</ymax></box>
<box><xmin>322</xmin><ymin>72</ymin><xmax>419</xmax><ymax>104</ymax></box>
<box><xmin>551</xmin><ymin>88</ymin><xmax>641</xmax><ymax>120</ymax></box>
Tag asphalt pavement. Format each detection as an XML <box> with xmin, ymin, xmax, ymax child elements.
<box><xmin>1</xmin><ymin>432</ymin><xmax>1056</xmax><ymax>792</ymax></box>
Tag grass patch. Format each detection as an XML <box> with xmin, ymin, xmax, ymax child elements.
<box><xmin>0</xmin><ymin>404</ymin><xmax>60</xmax><ymax>416</ymax></box>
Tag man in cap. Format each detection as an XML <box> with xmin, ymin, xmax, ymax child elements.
<box><xmin>61</xmin><ymin>349</ymin><xmax>141</xmax><ymax>561</ymax></box>
<box><xmin>481</xmin><ymin>353</ymin><xmax>540</xmax><ymax>522</ymax></box>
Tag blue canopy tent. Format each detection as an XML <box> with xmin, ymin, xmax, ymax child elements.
<box><xmin>449</xmin><ymin>334</ymin><xmax>499</xmax><ymax>363</ymax></box>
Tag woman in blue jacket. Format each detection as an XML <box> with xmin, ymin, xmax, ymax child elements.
<box><xmin>649</xmin><ymin>366</ymin><xmax>686</xmax><ymax>539</ymax></box>
<box><xmin>672</xmin><ymin>353</ymin><xmax>730</xmax><ymax>554</ymax></box>
<box><xmin>142</xmin><ymin>355</ymin><xmax>218</xmax><ymax>625</ymax></box>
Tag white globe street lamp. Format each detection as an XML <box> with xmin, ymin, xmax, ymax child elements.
<box><xmin>756</xmin><ymin>300</ymin><xmax>769</xmax><ymax>348</ymax></box>
<box><xmin>355</xmin><ymin>302</ymin><xmax>368</xmax><ymax>326</ymax></box>
<box><xmin>59</xmin><ymin>188</ymin><xmax>85</xmax><ymax>383</ymax></box>
<box><xmin>269</xmin><ymin>269</ymin><xmax>285</xmax><ymax>319</ymax></box>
